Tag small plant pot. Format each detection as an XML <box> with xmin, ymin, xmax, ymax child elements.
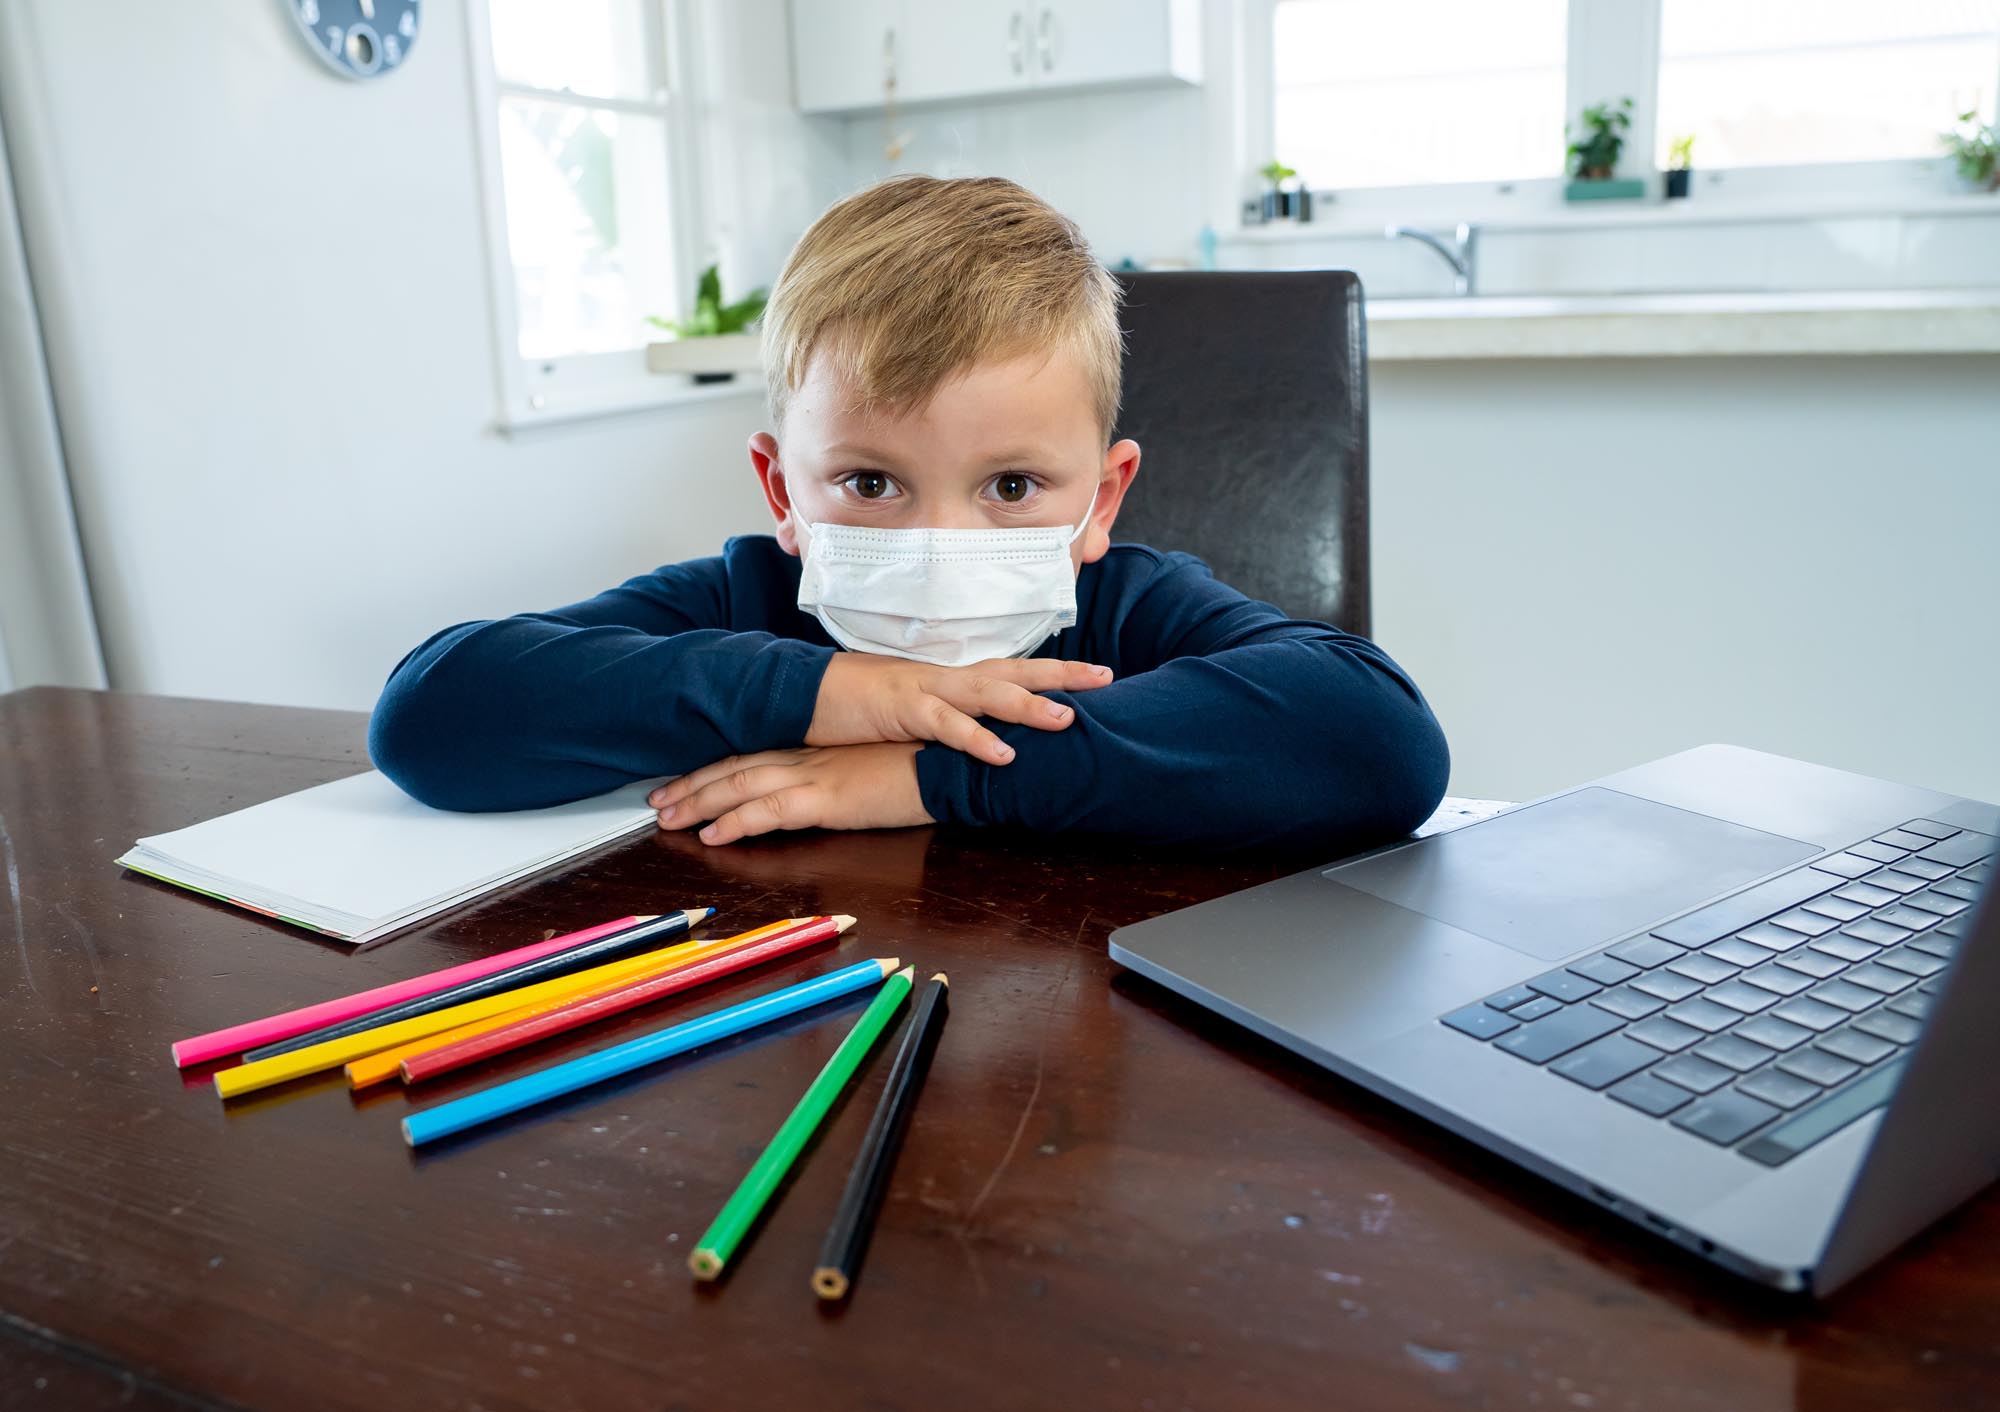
<box><xmin>692</xmin><ymin>371</ymin><xmax>737</xmax><ymax>384</ymax></box>
<box><xmin>1564</xmin><ymin>178</ymin><xmax>1646</xmax><ymax>202</ymax></box>
<box><xmin>1665</xmin><ymin>168</ymin><xmax>1692</xmax><ymax>199</ymax></box>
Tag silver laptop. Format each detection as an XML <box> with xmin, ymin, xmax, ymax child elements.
<box><xmin>1107</xmin><ymin>745</ymin><xmax>1999</xmax><ymax>1295</ymax></box>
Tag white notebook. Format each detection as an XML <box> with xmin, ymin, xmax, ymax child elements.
<box><xmin>117</xmin><ymin>770</ymin><xmax>663</xmax><ymax>946</ymax></box>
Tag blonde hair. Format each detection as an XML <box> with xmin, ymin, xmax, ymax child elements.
<box><xmin>761</xmin><ymin>175</ymin><xmax>1125</xmax><ymax>439</ymax></box>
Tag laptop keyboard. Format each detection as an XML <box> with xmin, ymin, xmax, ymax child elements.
<box><xmin>1440</xmin><ymin>818</ymin><xmax>1992</xmax><ymax>1165</ymax></box>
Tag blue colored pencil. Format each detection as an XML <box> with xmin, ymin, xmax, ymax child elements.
<box><xmin>400</xmin><ymin>956</ymin><xmax>900</xmax><ymax>1147</ymax></box>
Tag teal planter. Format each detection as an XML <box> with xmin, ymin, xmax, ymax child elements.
<box><xmin>1565</xmin><ymin>178</ymin><xmax>1647</xmax><ymax>202</ymax></box>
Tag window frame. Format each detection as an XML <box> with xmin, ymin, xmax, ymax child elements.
<box><xmin>1244</xmin><ymin>0</ymin><xmax>2000</xmax><ymax>228</ymax></box>
<box><xmin>463</xmin><ymin>0</ymin><xmax>753</xmax><ymax>432</ymax></box>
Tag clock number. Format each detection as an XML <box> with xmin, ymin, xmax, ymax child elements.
<box><xmin>384</xmin><ymin>35</ymin><xmax>401</xmax><ymax>66</ymax></box>
<box><xmin>399</xmin><ymin>10</ymin><xmax>416</xmax><ymax>38</ymax></box>
<box><xmin>299</xmin><ymin>0</ymin><xmax>318</xmax><ymax>23</ymax></box>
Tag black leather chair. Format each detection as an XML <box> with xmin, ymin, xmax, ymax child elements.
<box><xmin>1108</xmin><ymin>270</ymin><xmax>1370</xmax><ymax>637</ymax></box>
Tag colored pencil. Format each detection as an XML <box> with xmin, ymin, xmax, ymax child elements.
<box><xmin>238</xmin><ymin>908</ymin><xmax>712</xmax><ymax>1062</ymax></box>
<box><xmin>215</xmin><ymin>912</ymin><xmax>722</xmax><ymax>1100</ymax></box>
<box><xmin>689</xmin><ymin>965</ymin><xmax>915</xmax><ymax>1282</ymax></box>
<box><xmin>401</xmin><ymin>958</ymin><xmax>900</xmax><ymax>1148</ymax></box>
<box><xmin>812</xmin><ymin>971</ymin><xmax>949</xmax><ymax>1301</ymax></box>
<box><xmin>343</xmin><ymin>917</ymin><xmax>809</xmax><ymax>1089</ymax></box>
<box><xmin>398</xmin><ymin>915</ymin><xmax>856</xmax><ymax>1085</ymax></box>
<box><xmin>168</xmin><ymin>914</ymin><xmax>659</xmax><ymax>1067</ymax></box>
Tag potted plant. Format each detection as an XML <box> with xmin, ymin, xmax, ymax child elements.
<box><xmin>1564</xmin><ymin>97</ymin><xmax>1644</xmax><ymax>201</ymax></box>
<box><xmin>1256</xmin><ymin>159</ymin><xmax>1313</xmax><ymax>223</ymax></box>
<box><xmin>1940</xmin><ymin>110</ymin><xmax>1999</xmax><ymax>192</ymax></box>
<box><xmin>644</xmin><ymin>264</ymin><xmax>769</xmax><ymax>383</ymax></box>
<box><xmin>1664</xmin><ymin>134</ymin><xmax>1695</xmax><ymax>199</ymax></box>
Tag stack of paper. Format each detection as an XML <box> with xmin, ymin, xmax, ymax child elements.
<box><xmin>117</xmin><ymin>770</ymin><xmax>663</xmax><ymax>946</ymax></box>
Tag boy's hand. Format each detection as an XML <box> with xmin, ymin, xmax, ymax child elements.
<box><xmin>805</xmin><ymin>653</ymin><xmax>1113</xmax><ymax>766</ymax></box>
<box><xmin>650</xmin><ymin>742</ymin><xmax>932</xmax><ymax>845</ymax></box>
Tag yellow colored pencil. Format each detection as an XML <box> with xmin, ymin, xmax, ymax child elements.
<box><xmin>342</xmin><ymin>920</ymin><xmax>803</xmax><ymax>1089</ymax></box>
<box><xmin>216</xmin><ymin>920</ymin><xmax>797</xmax><ymax>1100</ymax></box>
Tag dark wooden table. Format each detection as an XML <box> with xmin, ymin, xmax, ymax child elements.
<box><xmin>1</xmin><ymin>687</ymin><xmax>1994</xmax><ymax>1412</ymax></box>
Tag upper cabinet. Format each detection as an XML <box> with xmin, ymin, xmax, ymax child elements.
<box><xmin>790</xmin><ymin>0</ymin><xmax>1203</xmax><ymax>116</ymax></box>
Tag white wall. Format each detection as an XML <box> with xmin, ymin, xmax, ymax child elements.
<box><xmin>0</xmin><ymin>0</ymin><xmax>837</xmax><ymax>712</ymax></box>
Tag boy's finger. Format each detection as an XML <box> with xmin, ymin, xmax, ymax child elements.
<box><xmin>655</xmin><ymin>751</ymin><xmax>795</xmax><ymax>809</ymax></box>
<box><xmin>699</xmin><ymin>786</ymin><xmax>822</xmax><ymax>845</ymax></box>
<box><xmin>978</xmin><ymin>658</ymin><xmax>1114</xmax><ymax>692</ymax></box>
<box><xmin>935</xmin><ymin>677</ymin><xmax>1073</xmax><ymax>734</ymax></box>
<box><xmin>658</xmin><ymin>763</ymin><xmax>795</xmax><ymax>828</ymax></box>
<box><xmin>920</xmin><ymin>701</ymin><xmax>1017</xmax><ymax>764</ymax></box>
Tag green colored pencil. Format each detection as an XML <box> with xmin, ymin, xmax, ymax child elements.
<box><xmin>688</xmin><ymin>964</ymin><xmax>914</xmax><ymax>1281</ymax></box>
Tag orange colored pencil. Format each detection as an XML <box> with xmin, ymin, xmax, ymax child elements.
<box><xmin>342</xmin><ymin>918</ymin><xmax>801</xmax><ymax>1088</ymax></box>
<box><xmin>399</xmin><ymin>914</ymin><xmax>856</xmax><ymax>1084</ymax></box>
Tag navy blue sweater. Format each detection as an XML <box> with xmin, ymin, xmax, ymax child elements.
<box><xmin>369</xmin><ymin>536</ymin><xmax>1450</xmax><ymax>854</ymax></box>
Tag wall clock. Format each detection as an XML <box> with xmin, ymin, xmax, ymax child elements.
<box><xmin>285</xmin><ymin>0</ymin><xmax>420</xmax><ymax>80</ymax></box>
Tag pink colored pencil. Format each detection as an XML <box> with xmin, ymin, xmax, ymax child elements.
<box><xmin>169</xmin><ymin>914</ymin><xmax>660</xmax><ymax>1067</ymax></box>
<box><xmin>399</xmin><ymin>915</ymin><xmax>854</xmax><ymax>1084</ymax></box>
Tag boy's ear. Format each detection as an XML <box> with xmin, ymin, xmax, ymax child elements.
<box><xmin>1078</xmin><ymin>438</ymin><xmax>1141</xmax><ymax>566</ymax></box>
<box><xmin>748</xmin><ymin>432</ymin><xmax>801</xmax><ymax>556</ymax></box>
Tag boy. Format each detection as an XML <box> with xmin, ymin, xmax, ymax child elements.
<box><xmin>370</xmin><ymin>176</ymin><xmax>1449</xmax><ymax>854</ymax></box>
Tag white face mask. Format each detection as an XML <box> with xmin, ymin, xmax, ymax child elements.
<box><xmin>793</xmin><ymin>490</ymin><xmax>1097</xmax><ymax>668</ymax></box>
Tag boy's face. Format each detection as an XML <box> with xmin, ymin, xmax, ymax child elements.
<box><xmin>749</xmin><ymin>346</ymin><xmax>1140</xmax><ymax>572</ymax></box>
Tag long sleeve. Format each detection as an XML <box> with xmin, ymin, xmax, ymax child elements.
<box><xmin>912</xmin><ymin>549</ymin><xmax>1449</xmax><ymax>854</ymax></box>
<box><xmin>368</xmin><ymin>548</ymin><xmax>835</xmax><ymax>811</ymax></box>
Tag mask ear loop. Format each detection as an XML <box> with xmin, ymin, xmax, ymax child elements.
<box><xmin>1066</xmin><ymin>485</ymin><xmax>1102</xmax><ymax>546</ymax></box>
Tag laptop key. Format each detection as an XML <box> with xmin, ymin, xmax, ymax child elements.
<box><xmin>1818</xmin><ymin>1029</ymin><xmax>1896</xmax><ymax>1066</ymax></box>
<box><xmin>1962</xmin><ymin>861</ymin><xmax>1992</xmax><ymax>885</ymax></box>
<box><xmin>1442</xmin><ymin>1004</ymin><xmax>1521</xmax><ymax>1040</ymax></box>
<box><xmin>1874</xmin><ymin>905</ymin><xmax>1942</xmax><ymax>932</ymax></box>
<box><xmin>1733</xmin><ymin>1014</ymin><xmax>1813</xmax><ymax>1051</ymax></box>
<box><xmin>1606</xmin><ymin>935</ymin><xmax>1684</xmax><ymax>969</ymax></box>
<box><xmin>1626</xmin><ymin>1015</ymin><xmax>1704</xmax><ymax>1052</ymax></box>
<box><xmin>1842</xmin><ymin>963</ymin><xmax>1916</xmax><ymax>995</ymax></box>
<box><xmin>1568</xmin><ymin>953</ymin><xmax>1641</xmax><ymax>987</ymax></box>
<box><xmin>1703</xmin><ymin>938</ymin><xmax>1772</xmax><ymax>968</ymax></box>
<box><xmin>1736</xmin><ymin>920</ymin><xmax>1811</xmax><ymax>951</ymax></box>
<box><xmin>1811</xmin><ymin>853</ymin><xmax>1882</xmax><ymax>880</ymax></box>
<box><xmin>1885</xmin><ymin>856</ymin><xmax>1952</xmax><ymax>882</ymax></box>
<box><xmin>1666</xmin><ymin>997</ymin><xmax>1741</xmax><ymax>1033</ymax></box>
<box><xmin>1631</xmin><ymin>970</ymin><xmax>1704</xmax><ymax>1003</ymax></box>
<box><xmin>1550</xmin><ymin>1035</ymin><xmax>1660</xmax><ymax>1090</ymax></box>
<box><xmin>1493</xmin><ymin>1004</ymin><xmax>1623</xmax><ymax>1063</ymax></box>
<box><xmin>1886</xmin><ymin>991</ymin><xmax>1933</xmax><ymax>1021</ymax></box>
<box><xmin>1526</xmin><ymin>969</ymin><xmax>1603</xmax><ymax>1004</ymax></box>
<box><xmin>1836</xmin><ymin>919</ymin><xmax>1906</xmax><ymax>947</ymax></box>
<box><xmin>1810</xmin><ymin>979</ymin><xmax>1881</xmax><ymax>1013</ymax></box>
<box><xmin>1739</xmin><ymin>962</ymin><xmax>1813</xmax><ymax>996</ymax></box>
<box><xmin>1672</xmin><ymin>1091</ymin><xmax>1780</xmax><ymax>1145</ymax></box>
<box><xmin>1931</xmin><ymin>876</ymin><xmax>1982</xmax><ymax>902</ymax></box>
<box><xmin>1900</xmin><ymin>819</ymin><xmax>1959</xmax><ymax>840</ymax></box>
<box><xmin>1695</xmin><ymin>1034</ymin><xmax>1775</xmax><ymax>1073</ymax></box>
<box><xmin>1853</xmin><ymin>1011</ymin><xmax>1922</xmax><ymax>1046</ymax></box>
<box><xmin>1860</xmin><ymin>869</ymin><xmax>1927</xmax><ymax>896</ymax></box>
<box><xmin>1799</xmin><ymin>894</ymin><xmax>1870</xmax><ymax>923</ymax></box>
<box><xmin>1741</xmin><ymin>1057</ymin><xmax>1906</xmax><ymax>1167</ymax></box>
<box><xmin>1668</xmin><ymin>952</ymin><xmax>1738</xmax><ymax>985</ymax></box>
<box><xmin>1652</xmin><ymin>867</ymin><xmax>1848</xmax><ymax>946</ymax></box>
<box><xmin>1905</xmin><ymin>889</ymin><xmax>1970</xmax><ymax>917</ymax></box>
<box><xmin>1653</xmin><ymin>1054</ymin><xmax>1735</xmax><ymax>1094</ymax></box>
<box><xmin>1608</xmin><ymin>1073</ymin><xmax>1693</xmax><ymax>1117</ymax></box>
<box><xmin>1772</xmin><ymin>997</ymin><xmax>1847</xmax><ymax>1031</ymax></box>
<box><xmin>1873</xmin><ymin>948</ymin><xmax>1944</xmax><ymax>978</ymax></box>
<box><xmin>1769</xmin><ymin>908</ymin><xmax>1839</xmax><ymax>937</ymax></box>
<box><xmin>1705</xmin><ymin>980</ymin><xmax>1778</xmax><ymax>1015</ymax></box>
<box><xmin>1774</xmin><ymin>948</ymin><xmax>1847</xmax><ymax>980</ymax></box>
<box><xmin>1905</xmin><ymin>933</ymin><xmax>1957</xmax><ymax>961</ymax></box>
<box><xmin>1916</xmin><ymin>829</ymin><xmax>1996</xmax><ymax>867</ymax></box>
<box><xmin>1485</xmin><ymin>985</ymin><xmax>1541</xmax><ymax>1011</ymax></box>
<box><xmin>1589</xmin><ymin>986</ymin><xmax>1665</xmax><ymax>1021</ymax></box>
<box><xmin>1735</xmin><ymin>1069</ymin><xmax>1822</xmax><ymax>1111</ymax></box>
<box><xmin>1834</xmin><ymin>881</ymin><xmax>1899</xmax><ymax>908</ymax></box>
<box><xmin>1875</xmin><ymin>828</ymin><xmax>1939</xmax><ymax>851</ymax></box>
<box><xmin>1814</xmin><ymin>935</ymin><xmax>1883</xmax><ymax>964</ymax></box>
<box><xmin>1511</xmin><ymin>995</ymin><xmax>1563</xmax><ymax>1021</ymax></box>
<box><xmin>1846</xmin><ymin>840</ymin><xmax>1908</xmax><ymax>864</ymax></box>
<box><xmin>1777</xmin><ymin>1047</ymin><xmax>1860</xmax><ymax>1086</ymax></box>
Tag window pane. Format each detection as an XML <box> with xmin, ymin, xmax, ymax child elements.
<box><xmin>1657</xmin><ymin>0</ymin><xmax>2000</xmax><ymax>168</ymax></box>
<box><xmin>497</xmin><ymin>98</ymin><xmax>678</xmax><ymax>359</ymax></box>
<box><xmin>1273</xmin><ymin>0</ymin><xmax>1568</xmax><ymax>189</ymax></box>
<box><xmin>489</xmin><ymin>0</ymin><xmax>655</xmax><ymax>100</ymax></box>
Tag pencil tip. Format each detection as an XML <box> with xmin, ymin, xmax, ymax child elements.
<box><xmin>877</xmin><ymin>957</ymin><xmax>899</xmax><ymax>974</ymax></box>
<box><xmin>932</xmin><ymin>972</ymin><xmax>949</xmax><ymax>987</ymax></box>
<box><xmin>400</xmin><ymin>1120</ymin><xmax>415</xmax><ymax>1147</ymax></box>
<box><xmin>812</xmin><ymin>1267</ymin><xmax>850</xmax><ymax>1301</ymax></box>
<box><xmin>894</xmin><ymin>964</ymin><xmax>916</xmax><ymax>982</ymax></box>
<box><xmin>833</xmin><ymin>914</ymin><xmax>857</xmax><ymax>932</ymax></box>
<box><xmin>689</xmin><ymin>1249</ymin><xmax>722</xmax><ymax>1281</ymax></box>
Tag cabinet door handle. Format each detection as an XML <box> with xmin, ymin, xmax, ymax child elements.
<box><xmin>1036</xmin><ymin>8</ymin><xmax>1054</xmax><ymax>72</ymax></box>
<box><xmin>1009</xmin><ymin>12</ymin><xmax>1024</xmax><ymax>74</ymax></box>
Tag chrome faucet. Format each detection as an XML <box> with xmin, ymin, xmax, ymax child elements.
<box><xmin>1385</xmin><ymin>222</ymin><xmax>1478</xmax><ymax>296</ymax></box>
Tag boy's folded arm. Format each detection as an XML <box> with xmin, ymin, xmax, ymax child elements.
<box><xmin>368</xmin><ymin>560</ymin><xmax>834</xmax><ymax>811</ymax></box>
<box><xmin>912</xmin><ymin>554</ymin><xmax>1450</xmax><ymax>852</ymax></box>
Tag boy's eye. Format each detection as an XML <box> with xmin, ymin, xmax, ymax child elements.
<box><xmin>842</xmin><ymin>471</ymin><xmax>898</xmax><ymax>500</ymax></box>
<box><xmin>989</xmin><ymin>473</ymin><xmax>1036</xmax><ymax>504</ymax></box>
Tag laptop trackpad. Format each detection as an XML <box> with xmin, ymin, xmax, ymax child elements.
<box><xmin>1323</xmin><ymin>787</ymin><xmax>1818</xmax><ymax>962</ymax></box>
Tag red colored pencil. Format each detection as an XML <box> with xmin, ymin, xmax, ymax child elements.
<box><xmin>397</xmin><ymin>914</ymin><xmax>855</xmax><ymax>1083</ymax></box>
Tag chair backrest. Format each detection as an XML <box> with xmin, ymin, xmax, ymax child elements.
<box><xmin>1108</xmin><ymin>269</ymin><xmax>1371</xmax><ymax>636</ymax></box>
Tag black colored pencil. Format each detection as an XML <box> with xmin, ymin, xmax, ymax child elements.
<box><xmin>812</xmin><ymin>971</ymin><xmax>949</xmax><ymax>1301</ymax></box>
<box><xmin>237</xmin><ymin>908</ymin><xmax>712</xmax><ymax>1062</ymax></box>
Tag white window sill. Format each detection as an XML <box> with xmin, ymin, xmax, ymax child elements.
<box><xmin>494</xmin><ymin>377</ymin><xmax>761</xmax><ymax>437</ymax></box>
<box><xmin>1365</xmin><ymin>289</ymin><xmax>2000</xmax><ymax>361</ymax></box>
